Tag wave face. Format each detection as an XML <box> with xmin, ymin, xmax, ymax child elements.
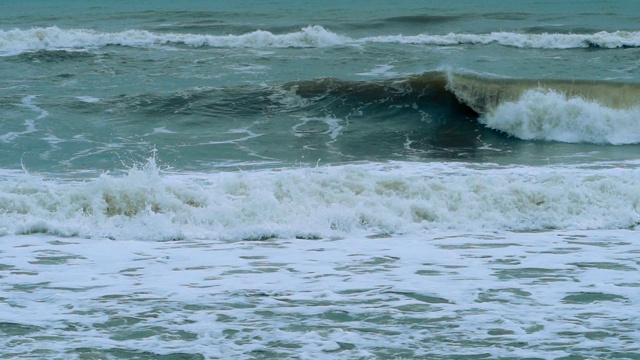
<box><xmin>444</xmin><ymin>74</ymin><xmax>640</xmax><ymax>144</ymax></box>
<box><xmin>1</xmin><ymin>71</ymin><xmax>639</xmax><ymax>176</ymax></box>
<box><xmin>1</xmin><ymin>159</ymin><xmax>640</xmax><ymax>240</ymax></box>
<box><xmin>286</xmin><ymin>73</ymin><xmax>640</xmax><ymax>145</ymax></box>
<box><xmin>282</xmin><ymin>73</ymin><xmax>640</xmax><ymax>145</ymax></box>
<box><xmin>481</xmin><ymin>89</ymin><xmax>640</xmax><ymax>144</ymax></box>
<box><xmin>2</xmin><ymin>26</ymin><xmax>640</xmax><ymax>56</ymax></box>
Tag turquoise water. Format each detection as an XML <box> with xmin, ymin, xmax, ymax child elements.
<box><xmin>1</xmin><ymin>1</ymin><xmax>640</xmax><ymax>359</ymax></box>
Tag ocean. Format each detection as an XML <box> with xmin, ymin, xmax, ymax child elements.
<box><xmin>1</xmin><ymin>1</ymin><xmax>640</xmax><ymax>359</ymax></box>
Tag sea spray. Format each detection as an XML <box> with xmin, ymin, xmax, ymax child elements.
<box><xmin>2</xmin><ymin>160</ymin><xmax>640</xmax><ymax>240</ymax></box>
<box><xmin>481</xmin><ymin>89</ymin><xmax>640</xmax><ymax>144</ymax></box>
<box><xmin>361</xmin><ymin>30</ymin><xmax>640</xmax><ymax>48</ymax></box>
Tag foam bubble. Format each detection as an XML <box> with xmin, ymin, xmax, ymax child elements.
<box><xmin>482</xmin><ymin>89</ymin><xmax>640</xmax><ymax>144</ymax></box>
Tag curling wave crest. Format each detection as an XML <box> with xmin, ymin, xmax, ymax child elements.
<box><xmin>481</xmin><ymin>90</ymin><xmax>640</xmax><ymax>144</ymax></box>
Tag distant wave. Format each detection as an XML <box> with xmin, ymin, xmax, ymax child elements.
<box><xmin>0</xmin><ymin>26</ymin><xmax>347</xmax><ymax>56</ymax></box>
<box><xmin>1</xmin><ymin>26</ymin><xmax>639</xmax><ymax>55</ymax></box>
<box><xmin>361</xmin><ymin>30</ymin><xmax>640</xmax><ymax>49</ymax></box>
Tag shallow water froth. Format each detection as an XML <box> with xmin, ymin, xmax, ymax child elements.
<box><xmin>1</xmin><ymin>231</ymin><xmax>638</xmax><ymax>359</ymax></box>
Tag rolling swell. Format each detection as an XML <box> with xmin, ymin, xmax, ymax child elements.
<box><xmin>446</xmin><ymin>73</ymin><xmax>640</xmax><ymax>113</ymax></box>
<box><xmin>99</xmin><ymin>71</ymin><xmax>640</xmax><ymax>147</ymax></box>
<box><xmin>5</xmin><ymin>68</ymin><xmax>638</xmax><ymax>174</ymax></box>
<box><xmin>97</xmin><ymin>72</ymin><xmax>477</xmax><ymax>124</ymax></box>
<box><xmin>9</xmin><ymin>69</ymin><xmax>634</xmax><ymax>173</ymax></box>
<box><xmin>284</xmin><ymin>72</ymin><xmax>640</xmax><ymax>145</ymax></box>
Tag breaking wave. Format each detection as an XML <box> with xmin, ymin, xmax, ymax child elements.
<box><xmin>1</xmin><ymin>159</ymin><xmax>640</xmax><ymax>241</ymax></box>
<box><xmin>445</xmin><ymin>73</ymin><xmax>640</xmax><ymax>144</ymax></box>
<box><xmin>2</xmin><ymin>26</ymin><xmax>639</xmax><ymax>55</ymax></box>
<box><xmin>273</xmin><ymin>73</ymin><xmax>640</xmax><ymax>145</ymax></box>
<box><xmin>0</xmin><ymin>26</ymin><xmax>346</xmax><ymax>56</ymax></box>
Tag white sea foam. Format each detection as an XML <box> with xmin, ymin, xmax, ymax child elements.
<box><xmin>482</xmin><ymin>89</ymin><xmax>640</xmax><ymax>144</ymax></box>
<box><xmin>1</xmin><ymin>229</ymin><xmax>639</xmax><ymax>358</ymax></box>
<box><xmin>0</xmin><ymin>26</ymin><xmax>347</xmax><ymax>55</ymax></box>
<box><xmin>361</xmin><ymin>30</ymin><xmax>640</xmax><ymax>49</ymax></box>
<box><xmin>75</xmin><ymin>95</ymin><xmax>100</xmax><ymax>103</ymax></box>
<box><xmin>1</xmin><ymin>159</ymin><xmax>640</xmax><ymax>241</ymax></box>
<box><xmin>2</xmin><ymin>26</ymin><xmax>639</xmax><ymax>55</ymax></box>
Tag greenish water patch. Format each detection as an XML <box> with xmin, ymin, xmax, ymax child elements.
<box><xmin>490</xmin><ymin>258</ymin><xmax>521</xmax><ymax>265</ymax></box>
<box><xmin>488</xmin><ymin>328</ymin><xmax>516</xmax><ymax>336</ymax></box>
<box><xmin>72</xmin><ymin>347</ymin><xmax>205</xmax><ymax>360</ymax></box>
<box><xmin>394</xmin><ymin>303</ymin><xmax>434</xmax><ymax>312</ymax></box>
<box><xmin>561</xmin><ymin>292</ymin><xmax>628</xmax><ymax>304</ymax></box>
<box><xmin>437</xmin><ymin>242</ymin><xmax>520</xmax><ymax>250</ymax></box>
<box><xmin>110</xmin><ymin>326</ymin><xmax>198</xmax><ymax>342</ymax></box>
<box><xmin>494</xmin><ymin>268</ymin><xmax>575</xmax><ymax>282</ymax></box>
<box><xmin>119</xmin><ymin>267</ymin><xmax>145</xmax><ymax>276</ymax></box>
<box><xmin>555</xmin><ymin>355</ymin><xmax>588</xmax><ymax>360</ymax></box>
<box><xmin>415</xmin><ymin>269</ymin><xmax>443</xmax><ymax>276</ymax></box>
<box><xmin>557</xmin><ymin>330</ymin><xmax>616</xmax><ymax>340</ymax></box>
<box><xmin>321</xmin><ymin>309</ymin><xmax>354</xmax><ymax>322</ymax></box>
<box><xmin>94</xmin><ymin>316</ymin><xmax>144</xmax><ymax>329</ymax></box>
<box><xmin>9</xmin><ymin>281</ymin><xmax>51</xmax><ymax>293</ymax></box>
<box><xmin>388</xmin><ymin>291</ymin><xmax>453</xmax><ymax>304</ymax></box>
<box><xmin>334</xmin><ymin>255</ymin><xmax>401</xmax><ymax>274</ymax></box>
<box><xmin>569</xmin><ymin>262</ymin><xmax>636</xmax><ymax>271</ymax></box>
<box><xmin>28</xmin><ymin>250</ymin><xmax>87</xmax><ymax>265</ymax></box>
<box><xmin>0</xmin><ymin>263</ymin><xmax>16</xmax><ymax>271</ymax></box>
<box><xmin>0</xmin><ymin>322</ymin><xmax>43</xmax><ymax>336</ymax></box>
<box><xmin>324</xmin><ymin>341</ymin><xmax>356</xmax><ymax>353</ymax></box>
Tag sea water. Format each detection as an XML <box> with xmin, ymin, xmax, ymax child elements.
<box><xmin>1</xmin><ymin>1</ymin><xmax>640</xmax><ymax>359</ymax></box>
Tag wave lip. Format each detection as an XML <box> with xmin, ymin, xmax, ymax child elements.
<box><xmin>444</xmin><ymin>73</ymin><xmax>640</xmax><ymax>144</ymax></box>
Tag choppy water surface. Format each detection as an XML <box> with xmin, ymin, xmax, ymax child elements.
<box><xmin>2</xmin><ymin>1</ymin><xmax>640</xmax><ymax>358</ymax></box>
<box><xmin>2</xmin><ymin>231</ymin><xmax>640</xmax><ymax>359</ymax></box>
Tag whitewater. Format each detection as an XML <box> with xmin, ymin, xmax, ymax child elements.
<box><xmin>2</xmin><ymin>1</ymin><xmax>640</xmax><ymax>359</ymax></box>
<box><xmin>2</xmin><ymin>26</ymin><xmax>640</xmax><ymax>56</ymax></box>
<box><xmin>2</xmin><ymin>159</ymin><xmax>640</xmax><ymax>241</ymax></box>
